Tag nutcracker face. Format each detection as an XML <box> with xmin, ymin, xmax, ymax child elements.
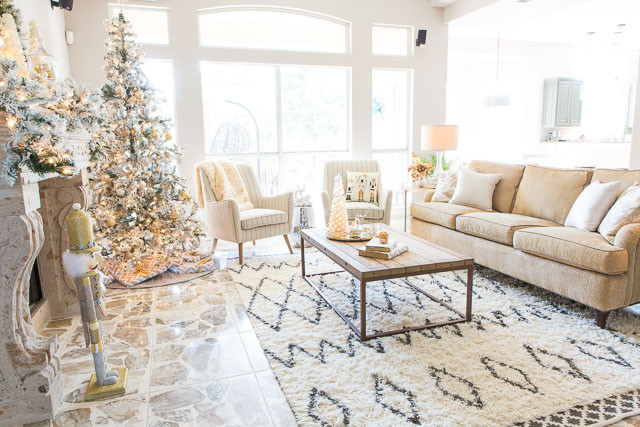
<box><xmin>88</xmin><ymin>252</ymin><xmax>104</xmax><ymax>271</ymax></box>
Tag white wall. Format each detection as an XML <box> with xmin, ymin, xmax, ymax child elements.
<box><xmin>65</xmin><ymin>0</ymin><xmax>449</xmax><ymax>191</ymax></box>
<box><xmin>15</xmin><ymin>0</ymin><xmax>70</xmax><ymax>78</ymax></box>
<box><xmin>447</xmin><ymin>35</ymin><xmax>639</xmax><ymax>168</ymax></box>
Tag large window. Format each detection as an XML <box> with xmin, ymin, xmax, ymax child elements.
<box><xmin>198</xmin><ymin>7</ymin><xmax>349</xmax><ymax>54</ymax></box>
<box><xmin>141</xmin><ymin>60</ymin><xmax>175</xmax><ymax>124</ymax></box>
<box><xmin>201</xmin><ymin>62</ymin><xmax>350</xmax><ymax>195</ymax></box>
<box><xmin>108</xmin><ymin>5</ymin><xmax>169</xmax><ymax>45</ymax></box>
<box><xmin>372</xmin><ymin>69</ymin><xmax>412</xmax><ymax>203</ymax></box>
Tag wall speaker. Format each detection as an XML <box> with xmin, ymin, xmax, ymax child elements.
<box><xmin>50</xmin><ymin>0</ymin><xmax>74</xmax><ymax>11</ymax></box>
<box><xmin>416</xmin><ymin>29</ymin><xmax>427</xmax><ymax>47</ymax></box>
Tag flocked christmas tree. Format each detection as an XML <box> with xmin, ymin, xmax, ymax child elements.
<box><xmin>90</xmin><ymin>13</ymin><xmax>203</xmax><ymax>264</ymax></box>
<box><xmin>327</xmin><ymin>174</ymin><xmax>349</xmax><ymax>237</ymax></box>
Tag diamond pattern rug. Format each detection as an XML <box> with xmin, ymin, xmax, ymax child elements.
<box><xmin>229</xmin><ymin>253</ymin><xmax>640</xmax><ymax>426</ymax></box>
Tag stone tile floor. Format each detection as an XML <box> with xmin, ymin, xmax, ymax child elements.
<box><xmin>33</xmin><ymin>236</ymin><xmax>297</xmax><ymax>427</ymax></box>
<box><xmin>30</xmin><ymin>229</ymin><xmax>640</xmax><ymax>426</ymax></box>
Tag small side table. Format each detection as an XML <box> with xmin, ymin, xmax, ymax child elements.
<box><xmin>292</xmin><ymin>201</ymin><xmax>314</xmax><ymax>248</ymax></box>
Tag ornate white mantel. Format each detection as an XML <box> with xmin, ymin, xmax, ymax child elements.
<box><xmin>0</xmin><ymin>129</ymin><xmax>91</xmax><ymax>425</ymax></box>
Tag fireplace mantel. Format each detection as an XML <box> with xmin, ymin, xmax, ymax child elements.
<box><xmin>0</xmin><ymin>128</ymin><xmax>91</xmax><ymax>425</ymax></box>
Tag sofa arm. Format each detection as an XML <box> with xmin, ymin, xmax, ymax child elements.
<box><xmin>321</xmin><ymin>191</ymin><xmax>330</xmax><ymax>226</ymax></box>
<box><xmin>379</xmin><ymin>189</ymin><xmax>393</xmax><ymax>225</ymax></box>
<box><xmin>206</xmin><ymin>199</ymin><xmax>241</xmax><ymax>243</ymax></box>
<box><xmin>614</xmin><ymin>223</ymin><xmax>640</xmax><ymax>306</ymax></box>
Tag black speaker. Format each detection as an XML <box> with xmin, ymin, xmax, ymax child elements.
<box><xmin>50</xmin><ymin>0</ymin><xmax>73</xmax><ymax>11</ymax></box>
<box><xmin>416</xmin><ymin>29</ymin><xmax>427</xmax><ymax>47</ymax></box>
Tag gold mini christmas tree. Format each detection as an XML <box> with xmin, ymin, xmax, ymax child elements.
<box><xmin>327</xmin><ymin>174</ymin><xmax>349</xmax><ymax>238</ymax></box>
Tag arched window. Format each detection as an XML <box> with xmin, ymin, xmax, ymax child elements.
<box><xmin>198</xmin><ymin>7</ymin><xmax>350</xmax><ymax>54</ymax></box>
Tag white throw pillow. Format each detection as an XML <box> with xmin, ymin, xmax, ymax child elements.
<box><xmin>564</xmin><ymin>180</ymin><xmax>622</xmax><ymax>232</ymax></box>
<box><xmin>449</xmin><ymin>168</ymin><xmax>502</xmax><ymax>211</ymax></box>
<box><xmin>598</xmin><ymin>183</ymin><xmax>640</xmax><ymax>244</ymax></box>
<box><xmin>431</xmin><ymin>171</ymin><xmax>458</xmax><ymax>202</ymax></box>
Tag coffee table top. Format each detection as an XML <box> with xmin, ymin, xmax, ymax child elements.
<box><xmin>301</xmin><ymin>224</ymin><xmax>473</xmax><ymax>281</ymax></box>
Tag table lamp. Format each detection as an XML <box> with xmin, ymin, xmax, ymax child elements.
<box><xmin>421</xmin><ymin>125</ymin><xmax>458</xmax><ymax>185</ymax></box>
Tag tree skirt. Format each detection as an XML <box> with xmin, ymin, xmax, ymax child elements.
<box><xmin>229</xmin><ymin>253</ymin><xmax>640</xmax><ymax>426</ymax></box>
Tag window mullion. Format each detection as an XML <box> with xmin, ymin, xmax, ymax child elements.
<box><xmin>275</xmin><ymin>65</ymin><xmax>284</xmax><ymax>192</ymax></box>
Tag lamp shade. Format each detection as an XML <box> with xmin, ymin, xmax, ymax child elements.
<box><xmin>421</xmin><ymin>125</ymin><xmax>459</xmax><ymax>151</ymax></box>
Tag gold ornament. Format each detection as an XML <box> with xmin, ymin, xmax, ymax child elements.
<box><xmin>171</xmin><ymin>210</ymin><xmax>179</xmax><ymax>220</ymax></box>
<box><xmin>151</xmin><ymin>219</ymin><xmax>162</xmax><ymax>230</ymax></box>
<box><xmin>151</xmin><ymin>130</ymin><xmax>159</xmax><ymax>139</ymax></box>
<box><xmin>114</xmin><ymin>85</ymin><xmax>124</xmax><ymax>96</ymax></box>
<box><xmin>135</xmin><ymin>90</ymin><xmax>143</xmax><ymax>99</ymax></box>
<box><xmin>180</xmin><ymin>190</ymin><xmax>189</xmax><ymax>200</ymax></box>
<box><xmin>107</xmin><ymin>216</ymin><xmax>116</xmax><ymax>227</ymax></box>
<box><xmin>165</xmin><ymin>132</ymin><xmax>172</xmax><ymax>141</ymax></box>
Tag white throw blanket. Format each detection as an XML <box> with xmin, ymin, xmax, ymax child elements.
<box><xmin>195</xmin><ymin>161</ymin><xmax>254</xmax><ymax>211</ymax></box>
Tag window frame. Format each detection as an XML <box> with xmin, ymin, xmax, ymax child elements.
<box><xmin>196</xmin><ymin>6</ymin><xmax>352</xmax><ymax>54</ymax></box>
<box><xmin>371</xmin><ymin>67</ymin><xmax>414</xmax><ymax>203</ymax></box>
<box><xmin>371</xmin><ymin>24</ymin><xmax>413</xmax><ymax>57</ymax></box>
<box><xmin>107</xmin><ymin>3</ymin><xmax>171</xmax><ymax>46</ymax></box>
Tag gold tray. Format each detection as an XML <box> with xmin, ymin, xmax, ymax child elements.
<box><xmin>327</xmin><ymin>229</ymin><xmax>376</xmax><ymax>242</ymax></box>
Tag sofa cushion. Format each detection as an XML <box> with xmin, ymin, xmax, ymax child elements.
<box><xmin>592</xmin><ymin>169</ymin><xmax>640</xmax><ymax>191</ymax></box>
<box><xmin>346</xmin><ymin>202</ymin><xmax>384</xmax><ymax>220</ymax></box>
<box><xmin>513</xmin><ymin>227</ymin><xmax>628</xmax><ymax>275</ymax></box>
<box><xmin>410</xmin><ymin>202</ymin><xmax>482</xmax><ymax>230</ymax></box>
<box><xmin>512</xmin><ymin>165</ymin><xmax>593</xmax><ymax>224</ymax></box>
<box><xmin>239</xmin><ymin>209</ymin><xmax>288</xmax><ymax>230</ymax></box>
<box><xmin>456</xmin><ymin>213</ymin><xmax>559</xmax><ymax>245</ymax></box>
<box><xmin>468</xmin><ymin>160</ymin><xmax>525</xmax><ymax>213</ymax></box>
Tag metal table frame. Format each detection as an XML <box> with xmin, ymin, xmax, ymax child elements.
<box><xmin>300</xmin><ymin>233</ymin><xmax>473</xmax><ymax>341</ymax></box>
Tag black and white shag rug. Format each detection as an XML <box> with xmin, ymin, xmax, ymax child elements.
<box><xmin>229</xmin><ymin>253</ymin><xmax>640</xmax><ymax>426</ymax></box>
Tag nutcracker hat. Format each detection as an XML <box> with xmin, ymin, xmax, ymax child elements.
<box><xmin>66</xmin><ymin>203</ymin><xmax>102</xmax><ymax>254</ymax></box>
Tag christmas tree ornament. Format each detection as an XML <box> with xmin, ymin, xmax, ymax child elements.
<box><xmin>62</xmin><ymin>203</ymin><xmax>128</xmax><ymax>400</ymax></box>
<box><xmin>327</xmin><ymin>174</ymin><xmax>349</xmax><ymax>239</ymax></box>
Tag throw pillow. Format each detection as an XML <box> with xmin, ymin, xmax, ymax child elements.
<box><xmin>598</xmin><ymin>183</ymin><xmax>640</xmax><ymax>244</ymax></box>
<box><xmin>449</xmin><ymin>168</ymin><xmax>502</xmax><ymax>211</ymax></box>
<box><xmin>431</xmin><ymin>170</ymin><xmax>458</xmax><ymax>202</ymax></box>
<box><xmin>346</xmin><ymin>171</ymin><xmax>380</xmax><ymax>205</ymax></box>
<box><xmin>564</xmin><ymin>180</ymin><xmax>622</xmax><ymax>231</ymax></box>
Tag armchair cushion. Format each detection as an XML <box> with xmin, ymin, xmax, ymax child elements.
<box><xmin>239</xmin><ymin>209</ymin><xmax>288</xmax><ymax>230</ymax></box>
<box><xmin>346</xmin><ymin>202</ymin><xmax>384</xmax><ymax>220</ymax></box>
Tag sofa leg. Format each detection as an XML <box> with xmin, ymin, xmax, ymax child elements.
<box><xmin>212</xmin><ymin>238</ymin><xmax>218</xmax><ymax>254</ymax></box>
<box><xmin>595</xmin><ymin>310</ymin><xmax>610</xmax><ymax>328</ymax></box>
<box><xmin>238</xmin><ymin>243</ymin><xmax>243</xmax><ymax>264</ymax></box>
<box><xmin>283</xmin><ymin>234</ymin><xmax>293</xmax><ymax>254</ymax></box>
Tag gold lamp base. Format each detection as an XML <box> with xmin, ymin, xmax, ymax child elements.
<box><xmin>85</xmin><ymin>368</ymin><xmax>128</xmax><ymax>401</ymax></box>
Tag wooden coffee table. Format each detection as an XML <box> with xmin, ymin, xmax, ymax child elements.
<box><xmin>300</xmin><ymin>224</ymin><xmax>474</xmax><ymax>341</ymax></box>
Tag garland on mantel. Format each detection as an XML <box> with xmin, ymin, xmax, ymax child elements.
<box><xmin>0</xmin><ymin>0</ymin><xmax>103</xmax><ymax>186</ymax></box>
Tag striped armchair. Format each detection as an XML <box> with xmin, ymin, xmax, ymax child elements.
<box><xmin>321</xmin><ymin>160</ymin><xmax>393</xmax><ymax>226</ymax></box>
<box><xmin>198</xmin><ymin>163</ymin><xmax>294</xmax><ymax>264</ymax></box>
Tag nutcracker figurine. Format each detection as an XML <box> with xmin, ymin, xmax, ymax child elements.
<box><xmin>62</xmin><ymin>203</ymin><xmax>127</xmax><ymax>401</ymax></box>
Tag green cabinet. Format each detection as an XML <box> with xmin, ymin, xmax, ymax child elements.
<box><xmin>542</xmin><ymin>78</ymin><xmax>583</xmax><ymax>127</ymax></box>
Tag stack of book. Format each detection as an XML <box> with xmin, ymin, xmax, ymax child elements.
<box><xmin>358</xmin><ymin>237</ymin><xmax>408</xmax><ymax>260</ymax></box>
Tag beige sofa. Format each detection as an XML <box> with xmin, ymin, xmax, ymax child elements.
<box><xmin>410</xmin><ymin>160</ymin><xmax>640</xmax><ymax>327</ymax></box>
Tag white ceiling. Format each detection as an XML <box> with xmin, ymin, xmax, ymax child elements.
<box><xmin>448</xmin><ymin>0</ymin><xmax>640</xmax><ymax>50</ymax></box>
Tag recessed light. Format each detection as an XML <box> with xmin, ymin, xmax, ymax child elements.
<box><xmin>516</xmin><ymin>0</ymin><xmax>533</xmax><ymax>3</ymax></box>
<box><xmin>614</xmin><ymin>31</ymin><xmax>623</xmax><ymax>35</ymax></box>
<box><xmin>586</xmin><ymin>31</ymin><xmax>595</xmax><ymax>36</ymax></box>
<box><xmin>617</xmin><ymin>23</ymin><xmax>626</xmax><ymax>27</ymax></box>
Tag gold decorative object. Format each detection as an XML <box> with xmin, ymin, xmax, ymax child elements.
<box><xmin>379</xmin><ymin>231</ymin><xmax>389</xmax><ymax>244</ymax></box>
